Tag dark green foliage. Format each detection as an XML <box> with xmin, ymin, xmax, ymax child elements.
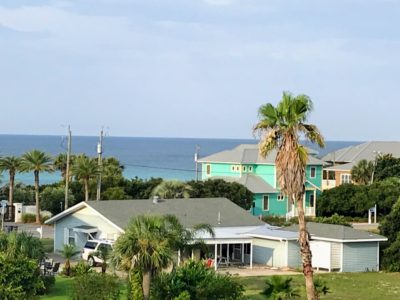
<box><xmin>379</xmin><ymin>199</ymin><xmax>400</xmax><ymax>243</ymax></box>
<box><xmin>124</xmin><ymin>177</ymin><xmax>163</xmax><ymax>199</ymax></box>
<box><xmin>318</xmin><ymin>178</ymin><xmax>400</xmax><ymax>218</ymax></box>
<box><xmin>313</xmin><ymin>277</ymin><xmax>330</xmax><ymax>298</ymax></box>
<box><xmin>0</xmin><ymin>183</ymin><xmax>35</xmax><ymax>205</ymax></box>
<box><xmin>37</xmin><ymin>275</ymin><xmax>56</xmax><ymax>295</ymax></box>
<box><xmin>313</xmin><ymin>213</ymin><xmax>351</xmax><ymax>227</ymax></box>
<box><xmin>152</xmin><ymin>260</ymin><xmax>245</xmax><ymax>300</ymax></box>
<box><xmin>69</xmin><ymin>260</ymin><xmax>94</xmax><ymax>277</ymax></box>
<box><xmin>40</xmin><ymin>186</ymin><xmax>75</xmax><ymax>215</ymax></box>
<box><xmin>127</xmin><ymin>268</ymin><xmax>143</xmax><ymax>300</ymax></box>
<box><xmin>0</xmin><ymin>231</ymin><xmax>45</xmax><ymax>261</ymax></box>
<box><xmin>382</xmin><ymin>233</ymin><xmax>400</xmax><ymax>271</ymax></box>
<box><xmin>0</xmin><ymin>253</ymin><xmax>45</xmax><ymax>299</ymax></box>
<box><xmin>102</xmin><ymin>186</ymin><xmax>128</xmax><ymax>200</ymax></box>
<box><xmin>70</xmin><ymin>273</ymin><xmax>121</xmax><ymax>300</ymax></box>
<box><xmin>375</xmin><ymin>154</ymin><xmax>400</xmax><ymax>181</ymax></box>
<box><xmin>263</xmin><ymin>276</ymin><xmax>300</xmax><ymax>299</ymax></box>
<box><xmin>351</xmin><ymin>159</ymin><xmax>374</xmax><ymax>185</ymax></box>
<box><xmin>187</xmin><ymin>179</ymin><xmax>253</xmax><ymax>209</ymax></box>
<box><xmin>262</xmin><ymin>215</ymin><xmax>292</xmax><ymax>227</ymax></box>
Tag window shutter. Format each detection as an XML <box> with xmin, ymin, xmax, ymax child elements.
<box><xmin>64</xmin><ymin>228</ymin><xmax>69</xmax><ymax>245</ymax></box>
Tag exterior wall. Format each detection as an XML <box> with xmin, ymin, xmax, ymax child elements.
<box><xmin>252</xmin><ymin>193</ymin><xmax>287</xmax><ymax>216</ymax></box>
<box><xmin>342</xmin><ymin>242</ymin><xmax>379</xmax><ymax>272</ymax></box>
<box><xmin>54</xmin><ymin>206</ymin><xmax>122</xmax><ymax>252</ymax></box>
<box><xmin>335</xmin><ymin>170</ymin><xmax>352</xmax><ymax>187</ymax></box>
<box><xmin>252</xmin><ymin>238</ymin><xmax>286</xmax><ymax>267</ymax></box>
<box><xmin>331</xmin><ymin>242</ymin><xmax>341</xmax><ymax>270</ymax></box>
<box><xmin>287</xmin><ymin>241</ymin><xmax>301</xmax><ymax>268</ymax></box>
<box><xmin>202</xmin><ymin>163</ymin><xmax>242</xmax><ymax>180</ymax></box>
<box><xmin>306</xmin><ymin>165</ymin><xmax>323</xmax><ymax>188</ymax></box>
<box><xmin>253</xmin><ymin>165</ymin><xmax>276</xmax><ymax>187</ymax></box>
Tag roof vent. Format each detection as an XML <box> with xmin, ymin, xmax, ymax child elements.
<box><xmin>217</xmin><ymin>211</ymin><xmax>221</xmax><ymax>225</ymax></box>
<box><xmin>152</xmin><ymin>196</ymin><xmax>160</xmax><ymax>204</ymax></box>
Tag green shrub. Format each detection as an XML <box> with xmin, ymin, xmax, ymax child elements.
<box><xmin>70</xmin><ymin>260</ymin><xmax>93</xmax><ymax>277</ymax></box>
<box><xmin>314</xmin><ymin>277</ymin><xmax>330</xmax><ymax>298</ymax></box>
<box><xmin>22</xmin><ymin>213</ymin><xmax>36</xmax><ymax>223</ymax></box>
<box><xmin>152</xmin><ymin>260</ymin><xmax>245</xmax><ymax>300</ymax></box>
<box><xmin>127</xmin><ymin>268</ymin><xmax>143</xmax><ymax>300</ymax></box>
<box><xmin>313</xmin><ymin>214</ymin><xmax>351</xmax><ymax>227</ymax></box>
<box><xmin>37</xmin><ymin>275</ymin><xmax>56</xmax><ymax>295</ymax></box>
<box><xmin>263</xmin><ymin>276</ymin><xmax>300</xmax><ymax>299</ymax></box>
<box><xmin>70</xmin><ymin>272</ymin><xmax>121</xmax><ymax>300</ymax></box>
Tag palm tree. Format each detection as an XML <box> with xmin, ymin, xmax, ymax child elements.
<box><xmin>72</xmin><ymin>155</ymin><xmax>99</xmax><ymax>202</ymax></box>
<box><xmin>61</xmin><ymin>244</ymin><xmax>77</xmax><ymax>276</ymax></box>
<box><xmin>263</xmin><ymin>276</ymin><xmax>300</xmax><ymax>299</ymax></box>
<box><xmin>151</xmin><ymin>180</ymin><xmax>192</xmax><ymax>199</ymax></box>
<box><xmin>0</xmin><ymin>156</ymin><xmax>21</xmax><ymax>207</ymax></box>
<box><xmin>351</xmin><ymin>159</ymin><xmax>374</xmax><ymax>185</ymax></box>
<box><xmin>20</xmin><ymin>150</ymin><xmax>53</xmax><ymax>224</ymax></box>
<box><xmin>254</xmin><ymin>92</ymin><xmax>324</xmax><ymax>300</ymax></box>
<box><xmin>0</xmin><ymin>231</ymin><xmax>45</xmax><ymax>261</ymax></box>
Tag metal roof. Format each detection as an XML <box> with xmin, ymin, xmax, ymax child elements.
<box><xmin>244</xmin><ymin>225</ymin><xmax>299</xmax><ymax>240</ymax></box>
<box><xmin>198</xmin><ymin>144</ymin><xmax>325</xmax><ymax>165</ymax></box>
<box><xmin>322</xmin><ymin>141</ymin><xmax>400</xmax><ymax>163</ymax></box>
<box><xmin>283</xmin><ymin>222</ymin><xmax>387</xmax><ymax>242</ymax></box>
<box><xmin>213</xmin><ymin>174</ymin><xmax>277</xmax><ymax>193</ymax></box>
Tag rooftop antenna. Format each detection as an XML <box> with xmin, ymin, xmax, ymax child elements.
<box><xmin>65</xmin><ymin>125</ymin><xmax>72</xmax><ymax>209</ymax></box>
<box><xmin>96</xmin><ymin>128</ymin><xmax>104</xmax><ymax>201</ymax></box>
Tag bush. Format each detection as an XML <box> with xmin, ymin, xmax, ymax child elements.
<box><xmin>263</xmin><ymin>276</ymin><xmax>300</xmax><ymax>299</ymax></box>
<box><xmin>70</xmin><ymin>272</ymin><xmax>121</xmax><ymax>300</ymax></box>
<box><xmin>152</xmin><ymin>260</ymin><xmax>245</xmax><ymax>300</ymax></box>
<box><xmin>127</xmin><ymin>268</ymin><xmax>143</xmax><ymax>300</ymax></box>
<box><xmin>21</xmin><ymin>213</ymin><xmax>50</xmax><ymax>224</ymax></box>
<box><xmin>69</xmin><ymin>260</ymin><xmax>93</xmax><ymax>277</ymax></box>
<box><xmin>313</xmin><ymin>214</ymin><xmax>351</xmax><ymax>227</ymax></box>
<box><xmin>37</xmin><ymin>275</ymin><xmax>56</xmax><ymax>295</ymax></box>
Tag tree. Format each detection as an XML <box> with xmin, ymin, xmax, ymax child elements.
<box><xmin>20</xmin><ymin>150</ymin><xmax>53</xmax><ymax>224</ymax></box>
<box><xmin>54</xmin><ymin>153</ymin><xmax>75</xmax><ymax>181</ymax></box>
<box><xmin>351</xmin><ymin>159</ymin><xmax>374</xmax><ymax>185</ymax></box>
<box><xmin>113</xmin><ymin>215</ymin><xmax>175</xmax><ymax>300</ymax></box>
<box><xmin>375</xmin><ymin>154</ymin><xmax>400</xmax><ymax>181</ymax></box>
<box><xmin>40</xmin><ymin>186</ymin><xmax>75</xmax><ymax>215</ymax></box>
<box><xmin>263</xmin><ymin>276</ymin><xmax>300</xmax><ymax>299</ymax></box>
<box><xmin>124</xmin><ymin>177</ymin><xmax>163</xmax><ymax>199</ymax></box>
<box><xmin>0</xmin><ymin>156</ymin><xmax>21</xmax><ymax>207</ymax></box>
<box><xmin>0</xmin><ymin>231</ymin><xmax>45</xmax><ymax>261</ymax></box>
<box><xmin>72</xmin><ymin>155</ymin><xmax>99</xmax><ymax>202</ymax></box>
<box><xmin>151</xmin><ymin>180</ymin><xmax>192</xmax><ymax>199</ymax></box>
<box><xmin>62</xmin><ymin>244</ymin><xmax>78</xmax><ymax>276</ymax></box>
<box><xmin>254</xmin><ymin>92</ymin><xmax>324</xmax><ymax>299</ymax></box>
<box><xmin>102</xmin><ymin>187</ymin><xmax>128</xmax><ymax>200</ymax></box>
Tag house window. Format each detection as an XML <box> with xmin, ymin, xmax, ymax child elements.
<box><xmin>206</xmin><ymin>164</ymin><xmax>211</xmax><ymax>176</ymax></box>
<box><xmin>309</xmin><ymin>194</ymin><xmax>315</xmax><ymax>207</ymax></box>
<box><xmin>243</xmin><ymin>166</ymin><xmax>247</xmax><ymax>172</ymax></box>
<box><xmin>340</xmin><ymin>174</ymin><xmax>351</xmax><ymax>184</ymax></box>
<box><xmin>244</xmin><ymin>243</ymin><xmax>251</xmax><ymax>255</ymax></box>
<box><xmin>277</xmin><ymin>194</ymin><xmax>284</xmax><ymax>201</ymax></box>
<box><xmin>231</xmin><ymin>166</ymin><xmax>235</xmax><ymax>172</ymax></box>
<box><xmin>263</xmin><ymin>195</ymin><xmax>269</xmax><ymax>211</ymax></box>
<box><xmin>68</xmin><ymin>228</ymin><xmax>75</xmax><ymax>245</ymax></box>
<box><xmin>236</xmin><ymin>166</ymin><xmax>240</xmax><ymax>171</ymax></box>
<box><xmin>310</xmin><ymin>167</ymin><xmax>316</xmax><ymax>178</ymax></box>
<box><xmin>248</xmin><ymin>166</ymin><xmax>253</xmax><ymax>172</ymax></box>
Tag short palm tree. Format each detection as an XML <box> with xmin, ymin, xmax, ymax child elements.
<box><xmin>61</xmin><ymin>244</ymin><xmax>77</xmax><ymax>276</ymax></box>
<box><xmin>0</xmin><ymin>156</ymin><xmax>21</xmax><ymax>207</ymax></box>
<box><xmin>113</xmin><ymin>215</ymin><xmax>177</xmax><ymax>300</ymax></box>
<box><xmin>351</xmin><ymin>159</ymin><xmax>374</xmax><ymax>185</ymax></box>
<box><xmin>151</xmin><ymin>180</ymin><xmax>192</xmax><ymax>199</ymax></box>
<box><xmin>263</xmin><ymin>276</ymin><xmax>300</xmax><ymax>299</ymax></box>
<box><xmin>72</xmin><ymin>155</ymin><xmax>99</xmax><ymax>202</ymax></box>
<box><xmin>20</xmin><ymin>150</ymin><xmax>53</xmax><ymax>224</ymax></box>
<box><xmin>93</xmin><ymin>245</ymin><xmax>112</xmax><ymax>273</ymax></box>
<box><xmin>254</xmin><ymin>92</ymin><xmax>324</xmax><ymax>300</ymax></box>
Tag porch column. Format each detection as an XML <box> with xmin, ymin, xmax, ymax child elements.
<box><xmin>178</xmin><ymin>249</ymin><xmax>181</xmax><ymax>266</ymax></box>
<box><xmin>241</xmin><ymin>243</ymin><xmax>244</xmax><ymax>263</ymax></box>
<box><xmin>249</xmin><ymin>242</ymin><xmax>253</xmax><ymax>269</ymax></box>
<box><xmin>214</xmin><ymin>243</ymin><xmax>218</xmax><ymax>270</ymax></box>
<box><xmin>227</xmin><ymin>244</ymin><xmax>230</xmax><ymax>263</ymax></box>
<box><xmin>313</xmin><ymin>189</ymin><xmax>317</xmax><ymax>216</ymax></box>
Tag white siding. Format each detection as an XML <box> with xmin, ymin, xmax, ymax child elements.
<box><xmin>252</xmin><ymin>238</ymin><xmax>286</xmax><ymax>267</ymax></box>
<box><xmin>331</xmin><ymin>242</ymin><xmax>341</xmax><ymax>270</ymax></box>
<box><xmin>54</xmin><ymin>206</ymin><xmax>122</xmax><ymax>252</ymax></box>
<box><xmin>287</xmin><ymin>241</ymin><xmax>301</xmax><ymax>268</ymax></box>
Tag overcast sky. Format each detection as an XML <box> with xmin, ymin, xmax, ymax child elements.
<box><xmin>0</xmin><ymin>0</ymin><xmax>399</xmax><ymax>140</ymax></box>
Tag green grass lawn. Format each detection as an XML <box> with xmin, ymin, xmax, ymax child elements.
<box><xmin>237</xmin><ymin>272</ymin><xmax>400</xmax><ymax>300</ymax></box>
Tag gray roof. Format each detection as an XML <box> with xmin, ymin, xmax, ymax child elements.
<box><xmin>198</xmin><ymin>144</ymin><xmax>324</xmax><ymax>165</ymax></box>
<box><xmin>283</xmin><ymin>222</ymin><xmax>387</xmax><ymax>242</ymax></box>
<box><xmin>322</xmin><ymin>141</ymin><xmax>400</xmax><ymax>163</ymax></box>
<box><xmin>86</xmin><ymin>198</ymin><xmax>264</xmax><ymax>229</ymax></box>
<box><xmin>214</xmin><ymin>174</ymin><xmax>277</xmax><ymax>193</ymax></box>
<box><xmin>324</xmin><ymin>162</ymin><xmax>356</xmax><ymax>172</ymax></box>
<box><xmin>245</xmin><ymin>225</ymin><xmax>298</xmax><ymax>240</ymax></box>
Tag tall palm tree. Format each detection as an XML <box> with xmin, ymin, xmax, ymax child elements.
<box><xmin>151</xmin><ymin>180</ymin><xmax>192</xmax><ymax>199</ymax></box>
<box><xmin>0</xmin><ymin>156</ymin><xmax>21</xmax><ymax>207</ymax></box>
<box><xmin>114</xmin><ymin>215</ymin><xmax>175</xmax><ymax>300</ymax></box>
<box><xmin>254</xmin><ymin>92</ymin><xmax>324</xmax><ymax>300</ymax></box>
<box><xmin>351</xmin><ymin>159</ymin><xmax>374</xmax><ymax>185</ymax></box>
<box><xmin>20</xmin><ymin>150</ymin><xmax>53</xmax><ymax>224</ymax></box>
<box><xmin>72</xmin><ymin>155</ymin><xmax>99</xmax><ymax>202</ymax></box>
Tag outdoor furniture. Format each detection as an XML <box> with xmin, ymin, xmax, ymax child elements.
<box><xmin>217</xmin><ymin>257</ymin><xmax>229</xmax><ymax>267</ymax></box>
<box><xmin>51</xmin><ymin>262</ymin><xmax>60</xmax><ymax>275</ymax></box>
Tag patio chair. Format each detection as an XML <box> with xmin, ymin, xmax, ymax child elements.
<box><xmin>51</xmin><ymin>262</ymin><xmax>60</xmax><ymax>275</ymax></box>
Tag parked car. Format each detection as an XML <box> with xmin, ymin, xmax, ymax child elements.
<box><xmin>81</xmin><ymin>239</ymin><xmax>114</xmax><ymax>267</ymax></box>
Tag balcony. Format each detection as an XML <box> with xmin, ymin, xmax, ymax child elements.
<box><xmin>322</xmin><ymin>179</ymin><xmax>336</xmax><ymax>190</ymax></box>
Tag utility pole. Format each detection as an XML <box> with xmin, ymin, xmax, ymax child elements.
<box><xmin>194</xmin><ymin>145</ymin><xmax>200</xmax><ymax>181</ymax></box>
<box><xmin>96</xmin><ymin>128</ymin><xmax>104</xmax><ymax>201</ymax></box>
<box><xmin>64</xmin><ymin>125</ymin><xmax>71</xmax><ymax>210</ymax></box>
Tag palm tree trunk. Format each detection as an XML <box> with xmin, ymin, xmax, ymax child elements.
<box><xmin>142</xmin><ymin>269</ymin><xmax>151</xmax><ymax>300</ymax></box>
<box><xmin>34</xmin><ymin>170</ymin><xmax>40</xmax><ymax>224</ymax></box>
<box><xmin>9</xmin><ymin>171</ymin><xmax>15</xmax><ymax>207</ymax></box>
<box><xmin>84</xmin><ymin>178</ymin><xmax>89</xmax><ymax>202</ymax></box>
<box><xmin>101</xmin><ymin>262</ymin><xmax>106</xmax><ymax>273</ymax></box>
<box><xmin>297</xmin><ymin>196</ymin><xmax>315</xmax><ymax>300</ymax></box>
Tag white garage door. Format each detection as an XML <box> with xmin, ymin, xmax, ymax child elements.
<box><xmin>310</xmin><ymin>241</ymin><xmax>331</xmax><ymax>270</ymax></box>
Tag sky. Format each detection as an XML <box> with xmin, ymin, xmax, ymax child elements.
<box><xmin>0</xmin><ymin>0</ymin><xmax>399</xmax><ymax>140</ymax></box>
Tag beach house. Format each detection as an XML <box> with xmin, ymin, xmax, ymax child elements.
<box><xmin>197</xmin><ymin>144</ymin><xmax>325</xmax><ymax>218</ymax></box>
<box><xmin>322</xmin><ymin>141</ymin><xmax>400</xmax><ymax>189</ymax></box>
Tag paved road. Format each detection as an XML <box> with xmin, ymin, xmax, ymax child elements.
<box><xmin>4</xmin><ymin>222</ymin><xmax>54</xmax><ymax>239</ymax></box>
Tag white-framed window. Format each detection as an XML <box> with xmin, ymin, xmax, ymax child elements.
<box><xmin>310</xmin><ymin>167</ymin><xmax>316</xmax><ymax>178</ymax></box>
<box><xmin>64</xmin><ymin>228</ymin><xmax>76</xmax><ymax>245</ymax></box>
<box><xmin>236</xmin><ymin>166</ymin><xmax>240</xmax><ymax>171</ymax></box>
<box><xmin>277</xmin><ymin>194</ymin><xmax>284</xmax><ymax>201</ymax></box>
<box><xmin>263</xmin><ymin>195</ymin><xmax>269</xmax><ymax>211</ymax></box>
<box><xmin>231</xmin><ymin>165</ymin><xmax>235</xmax><ymax>172</ymax></box>
<box><xmin>309</xmin><ymin>194</ymin><xmax>315</xmax><ymax>207</ymax></box>
<box><xmin>340</xmin><ymin>173</ymin><xmax>351</xmax><ymax>184</ymax></box>
<box><xmin>248</xmin><ymin>166</ymin><xmax>253</xmax><ymax>172</ymax></box>
<box><xmin>242</xmin><ymin>166</ymin><xmax>247</xmax><ymax>172</ymax></box>
<box><xmin>206</xmin><ymin>164</ymin><xmax>211</xmax><ymax>176</ymax></box>
<box><xmin>244</xmin><ymin>243</ymin><xmax>251</xmax><ymax>255</ymax></box>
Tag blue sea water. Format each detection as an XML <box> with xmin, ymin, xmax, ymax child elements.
<box><xmin>0</xmin><ymin>135</ymin><xmax>360</xmax><ymax>185</ymax></box>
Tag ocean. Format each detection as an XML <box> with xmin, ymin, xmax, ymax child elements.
<box><xmin>0</xmin><ymin>135</ymin><xmax>360</xmax><ymax>185</ymax></box>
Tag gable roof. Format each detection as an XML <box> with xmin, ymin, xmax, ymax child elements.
<box><xmin>322</xmin><ymin>141</ymin><xmax>400</xmax><ymax>163</ymax></box>
<box><xmin>46</xmin><ymin>198</ymin><xmax>264</xmax><ymax>229</ymax></box>
<box><xmin>283</xmin><ymin>222</ymin><xmax>387</xmax><ymax>242</ymax></box>
<box><xmin>198</xmin><ymin>144</ymin><xmax>324</xmax><ymax>165</ymax></box>
<box><xmin>244</xmin><ymin>224</ymin><xmax>299</xmax><ymax>241</ymax></box>
<box><xmin>213</xmin><ymin>174</ymin><xmax>277</xmax><ymax>193</ymax></box>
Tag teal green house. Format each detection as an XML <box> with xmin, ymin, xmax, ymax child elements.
<box><xmin>198</xmin><ymin>144</ymin><xmax>325</xmax><ymax>218</ymax></box>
